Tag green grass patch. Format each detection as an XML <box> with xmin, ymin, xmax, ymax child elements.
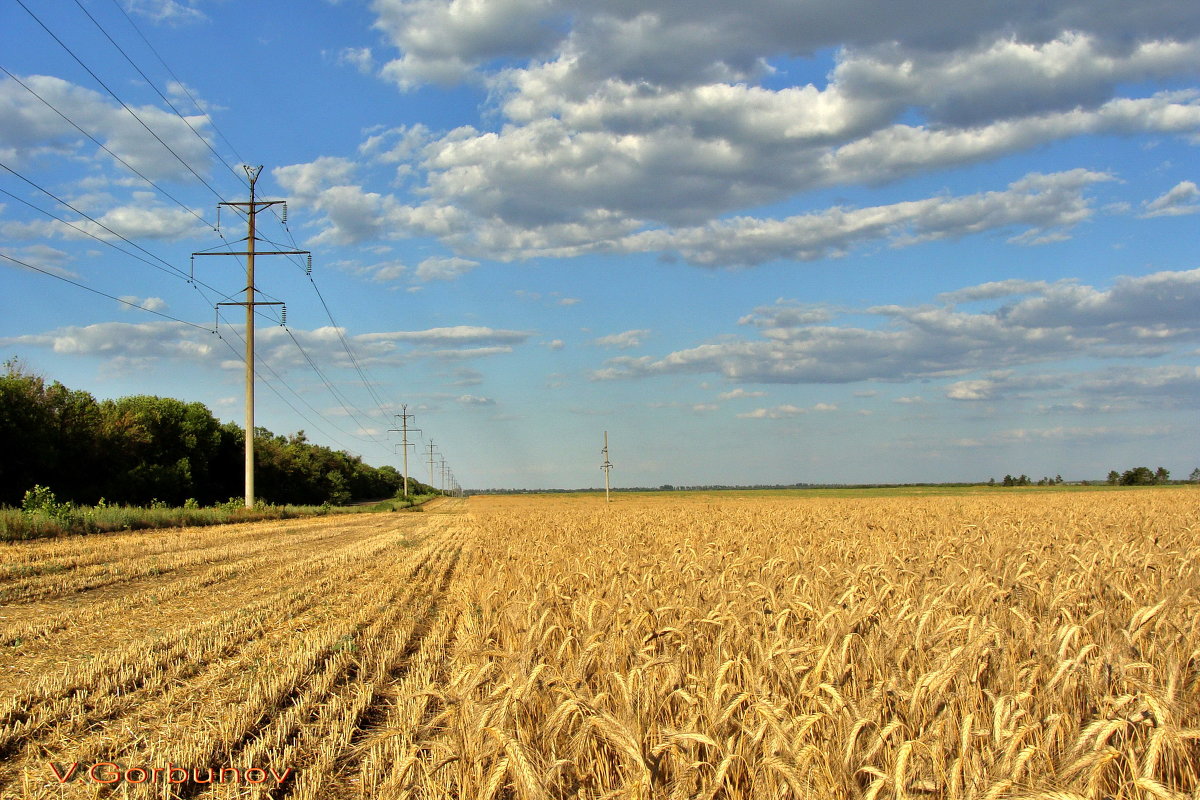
<box><xmin>0</xmin><ymin>504</ymin><xmax>314</xmax><ymax>541</ymax></box>
<box><xmin>0</xmin><ymin>489</ymin><xmax>444</xmax><ymax>541</ymax></box>
<box><xmin>358</xmin><ymin>493</ymin><xmax>438</xmax><ymax>513</ymax></box>
<box><xmin>0</xmin><ymin>499</ymin><xmax>326</xmax><ymax>541</ymax></box>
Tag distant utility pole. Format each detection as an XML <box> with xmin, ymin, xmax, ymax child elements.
<box><xmin>193</xmin><ymin>165</ymin><xmax>309</xmax><ymax>508</ymax></box>
<box><xmin>601</xmin><ymin>430</ymin><xmax>613</xmax><ymax>503</ymax></box>
<box><xmin>388</xmin><ymin>405</ymin><xmax>419</xmax><ymax>497</ymax></box>
<box><xmin>439</xmin><ymin>458</ymin><xmax>447</xmax><ymax>494</ymax></box>
<box><xmin>427</xmin><ymin>441</ymin><xmax>437</xmax><ymax>489</ymax></box>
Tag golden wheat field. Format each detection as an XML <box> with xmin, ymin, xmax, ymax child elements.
<box><xmin>0</xmin><ymin>489</ymin><xmax>1197</xmax><ymax>800</ymax></box>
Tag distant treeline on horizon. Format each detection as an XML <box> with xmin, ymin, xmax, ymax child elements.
<box><xmin>0</xmin><ymin>362</ymin><xmax>428</xmax><ymax>507</ymax></box>
<box><xmin>473</xmin><ymin>477</ymin><xmax>1195</xmax><ymax>494</ymax></box>
<box><xmin>475</xmin><ymin>483</ymin><xmax>992</xmax><ymax>494</ymax></box>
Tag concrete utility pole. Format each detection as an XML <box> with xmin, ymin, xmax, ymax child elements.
<box><xmin>194</xmin><ymin>165</ymin><xmax>309</xmax><ymax>507</ymax></box>
<box><xmin>439</xmin><ymin>458</ymin><xmax>447</xmax><ymax>494</ymax></box>
<box><xmin>388</xmin><ymin>405</ymin><xmax>419</xmax><ymax>497</ymax></box>
<box><xmin>427</xmin><ymin>441</ymin><xmax>437</xmax><ymax>490</ymax></box>
<box><xmin>601</xmin><ymin>430</ymin><xmax>613</xmax><ymax>503</ymax></box>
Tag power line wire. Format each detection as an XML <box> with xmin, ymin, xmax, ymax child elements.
<box><xmin>0</xmin><ymin>250</ymin><xmax>214</xmax><ymax>331</ymax></box>
<box><xmin>196</xmin><ymin>194</ymin><xmax>395</xmax><ymax>456</ymax></box>
<box><xmin>8</xmin><ymin>236</ymin><xmax>378</xmax><ymax>457</ymax></box>
<box><xmin>14</xmin><ymin>0</ymin><xmax>229</xmax><ymax>202</ymax></box>
<box><xmin>105</xmin><ymin>0</ymin><xmax>248</xmax><ymax>169</ymax></box>
<box><xmin>283</xmin><ymin>326</ymin><xmax>391</xmax><ymax>448</ymax></box>
<box><xmin>214</xmin><ymin>310</ymin><xmax>370</xmax><ymax>452</ymax></box>
<box><xmin>69</xmin><ymin>0</ymin><xmax>246</xmax><ymax>189</ymax></box>
<box><xmin>0</xmin><ymin>162</ymin><xmax>282</xmax><ymax>324</ymax></box>
<box><xmin>260</xmin><ymin>186</ymin><xmax>413</xmax><ymax>451</ymax></box>
<box><xmin>0</xmin><ymin>249</ymin><xmax>394</xmax><ymax>457</ymax></box>
<box><xmin>0</xmin><ymin>181</ymin><xmax>189</xmax><ymax>283</ymax></box>
<box><xmin>11</xmin><ymin>40</ymin><xmax>422</xmax><ymax>471</ymax></box>
<box><xmin>0</xmin><ymin>66</ymin><xmax>218</xmax><ymax>231</ymax></box>
<box><xmin>7</xmin><ymin>6</ymin><xmax>415</xmax><ymax>468</ymax></box>
<box><xmin>272</xmin><ymin>213</ymin><xmax>418</xmax><ymax>444</ymax></box>
<box><xmin>4</xmin><ymin>244</ymin><xmax>394</xmax><ymax>459</ymax></box>
<box><xmin>305</xmin><ymin>274</ymin><xmax>394</xmax><ymax>414</ymax></box>
<box><xmin>252</xmin><ymin>203</ymin><xmax>398</xmax><ymax>430</ymax></box>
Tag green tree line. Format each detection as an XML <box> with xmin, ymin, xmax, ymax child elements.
<box><xmin>0</xmin><ymin>361</ymin><xmax>426</xmax><ymax>507</ymax></box>
<box><xmin>1105</xmin><ymin>466</ymin><xmax>1173</xmax><ymax>486</ymax></box>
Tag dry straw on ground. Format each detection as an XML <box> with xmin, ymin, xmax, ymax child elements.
<box><xmin>0</xmin><ymin>490</ymin><xmax>1196</xmax><ymax>799</ymax></box>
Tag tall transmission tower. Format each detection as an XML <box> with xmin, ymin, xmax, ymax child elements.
<box><xmin>193</xmin><ymin>165</ymin><xmax>309</xmax><ymax>507</ymax></box>
<box><xmin>388</xmin><ymin>405</ymin><xmax>419</xmax><ymax>497</ymax></box>
<box><xmin>601</xmin><ymin>430</ymin><xmax>613</xmax><ymax>503</ymax></box>
<box><xmin>427</xmin><ymin>440</ymin><xmax>437</xmax><ymax>490</ymax></box>
<box><xmin>439</xmin><ymin>457</ymin><xmax>448</xmax><ymax>495</ymax></box>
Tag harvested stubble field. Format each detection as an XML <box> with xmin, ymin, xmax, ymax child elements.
<box><xmin>0</xmin><ymin>490</ymin><xmax>1197</xmax><ymax>800</ymax></box>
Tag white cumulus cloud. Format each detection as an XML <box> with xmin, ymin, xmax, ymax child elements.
<box><xmin>594</xmin><ymin>329</ymin><xmax>650</xmax><ymax>349</ymax></box>
<box><xmin>1141</xmin><ymin>181</ymin><xmax>1200</xmax><ymax>217</ymax></box>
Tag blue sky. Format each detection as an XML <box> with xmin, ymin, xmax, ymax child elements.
<box><xmin>2</xmin><ymin>0</ymin><xmax>1199</xmax><ymax>489</ymax></box>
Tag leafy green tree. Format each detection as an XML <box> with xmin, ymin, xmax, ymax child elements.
<box><xmin>47</xmin><ymin>381</ymin><xmax>105</xmax><ymax>500</ymax></box>
<box><xmin>1107</xmin><ymin>470</ymin><xmax>1120</xmax><ymax>485</ymax></box>
<box><xmin>1190</xmin><ymin>468</ymin><xmax>1200</xmax><ymax>483</ymax></box>
<box><xmin>1154</xmin><ymin>467</ymin><xmax>1169</xmax><ymax>484</ymax></box>
<box><xmin>324</xmin><ymin>470</ymin><xmax>351</xmax><ymax>505</ymax></box>
<box><xmin>0</xmin><ymin>366</ymin><xmax>406</xmax><ymax>508</ymax></box>
<box><xmin>0</xmin><ymin>361</ymin><xmax>104</xmax><ymax>504</ymax></box>
<box><xmin>250</xmin><ymin>428</ymin><xmax>402</xmax><ymax>505</ymax></box>
<box><xmin>1120</xmin><ymin>466</ymin><xmax>1155</xmax><ymax>486</ymax></box>
<box><xmin>99</xmin><ymin>395</ymin><xmax>225</xmax><ymax>505</ymax></box>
